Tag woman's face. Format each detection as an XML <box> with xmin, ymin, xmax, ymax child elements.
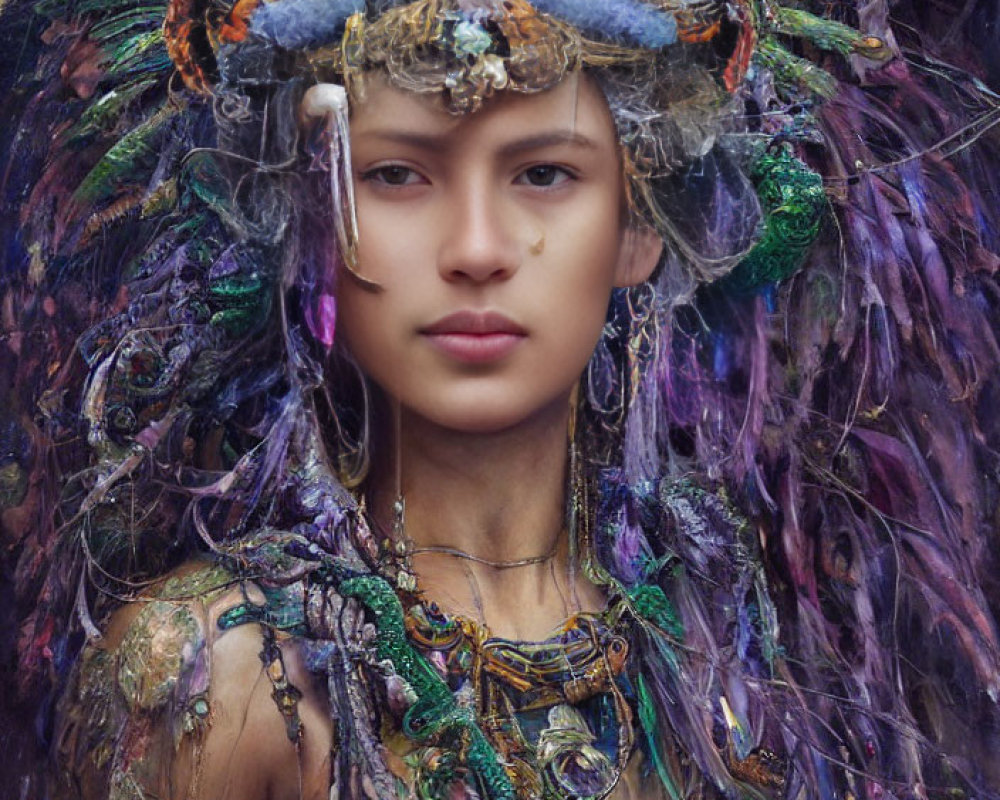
<box><xmin>336</xmin><ymin>73</ymin><xmax>660</xmax><ymax>434</ymax></box>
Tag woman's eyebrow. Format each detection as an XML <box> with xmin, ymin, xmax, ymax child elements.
<box><xmin>356</xmin><ymin>129</ymin><xmax>600</xmax><ymax>156</ymax></box>
<box><xmin>495</xmin><ymin>131</ymin><xmax>600</xmax><ymax>158</ymax></box>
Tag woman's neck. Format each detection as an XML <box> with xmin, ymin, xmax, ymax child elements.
<box><xmin>368</xmin><ymin>394</ymin><xmax>606</xmax><ymax>639</ymax></box>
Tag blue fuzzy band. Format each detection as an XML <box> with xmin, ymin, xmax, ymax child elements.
<box><xmin>250</xmin><ymin>0</ymin><xmax>365</xmax><ymax>50</ymax></box>
<box><xmin>252</xmin><ymin>0</ymin><xmax>678</xmax><ymax>52</ymax></box>
<box><xmin>531</xmin><ymin>0</ymin><xmax>677</xmax><ymax>48</ymax></box>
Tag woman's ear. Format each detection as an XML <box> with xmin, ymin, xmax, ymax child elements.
<box><xmin>613</xmin><ymin>224</ymin><xmax>664</xmax><ymax>287</ymax></box>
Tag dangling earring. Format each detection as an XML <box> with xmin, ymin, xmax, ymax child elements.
<box><xmin>301</xmin><ymin>83</ymin><xmax>380</xmax><ymax>293</ymax></box>
<box><xmin>326</xmin><ymin>356</ymin><xmax>371</xmax><ymax>488</ymax></box>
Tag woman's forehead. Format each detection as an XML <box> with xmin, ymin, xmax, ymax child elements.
<box><xmin>349</xmin><ymin>73</ymin><xmax>618</xmax><ymax>154</ymax></box>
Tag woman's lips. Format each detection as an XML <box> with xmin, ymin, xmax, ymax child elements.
<box><xmin>421</xmin><ymin>311</ymin><xmax>527</xmax><ymax>364</ymax></box>
<box><xmin>423</xmin><ymin>332</ymin><xmax>525</xmax><ymax>363</ymax></box>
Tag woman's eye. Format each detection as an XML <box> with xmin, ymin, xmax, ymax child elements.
<box><xmin>363</xmin><ymin>166</ymin><xmax>422</xmax><ymax>186</ymax></box>
<box><xmin>518</xmin><ymin>165</ymin><xmax>573</xmax><ymax>188</ymax></box>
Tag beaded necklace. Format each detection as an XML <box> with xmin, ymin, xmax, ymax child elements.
<box><xmin>387</xmin><ymin>594</ymin><xmax>639</xmax><ymax>799</ymax></box>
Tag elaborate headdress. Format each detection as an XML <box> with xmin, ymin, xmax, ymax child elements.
<box><xmin>158</xmin><ymin>0</ymin><xmax>885</xmax><ymax>286</ymax></box>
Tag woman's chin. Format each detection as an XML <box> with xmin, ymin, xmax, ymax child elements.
<box><xmin>405</xmin><ymin>393</ymin><xmax>568</xmax><ymax>438</ymax></box>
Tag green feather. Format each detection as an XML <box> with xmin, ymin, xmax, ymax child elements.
<box><xmin>208</xmin><ymin>274</ymin><xmax>266</xmax><ymax>305</ymax></box>
<box><xmin>636</xmin><ymin>673</ymin><xmax>682</xmax><ymax>800</ymax></box>
<box><xmin>90</xmin><ymin>7</ymin><xmax>164</xmax><ymax>43</ymax></box>
<box><xmin>629</xmin><ymin>584</ymin><xmax>684</xmax><ymax>639</ymax></box>
<box><xmin>180</xmin><ymin>153</ymin><xmax>241</xmax><ymax>225</ymax></box>
<box><xmin>105</xmin><ymin>29</ymin><xmax>171</xmax><ymax>79</ymax></box>
<box><xmin>209</xmin><ymin>274</ymin><xmax>273</xmax><ymax>336</ymax></box>
<box><xmin>34</xmin><ymin>0</ymin><xmax>165</xmax><ymax>19</ymax></box>
<box><xmin>65</xmin><ymin>79</ymin><xmax>157</xmax><ymax>143</ymax></box>
<box><xmin>754</xmin><ymin>37</ymin><xmax>838</xmax><ymax>99</ymax></box>
<box><xmin>77</xmin><ymin>0</ymin><xmax>166</xmax><ymax>15</ymax></box>
<box><xmin>769</xmin><ymin>6</ymin><xmax>878</xmax><ymax>57</ymax></box>
<box><xmin>71</xmin><ymin>102</ymin><xmax>177</xmax><ymax>207</ymax></box>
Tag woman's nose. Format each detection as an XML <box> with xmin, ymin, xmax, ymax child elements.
<box><xmin>436</xmin><ymin>180</ymin><xmax>521</xmax><ymax>284</ymax></box>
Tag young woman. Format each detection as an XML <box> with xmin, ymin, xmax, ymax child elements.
<box><xmin>3</xmin><ymin>1</ymin><xmax>1000</xmax><ymax>799</ymax></box>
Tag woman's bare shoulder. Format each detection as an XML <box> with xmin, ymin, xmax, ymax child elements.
<box><xmin>56</xmin><ymin>559</ymin><xmax>333</xmax><ymax>800</ymax></box>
